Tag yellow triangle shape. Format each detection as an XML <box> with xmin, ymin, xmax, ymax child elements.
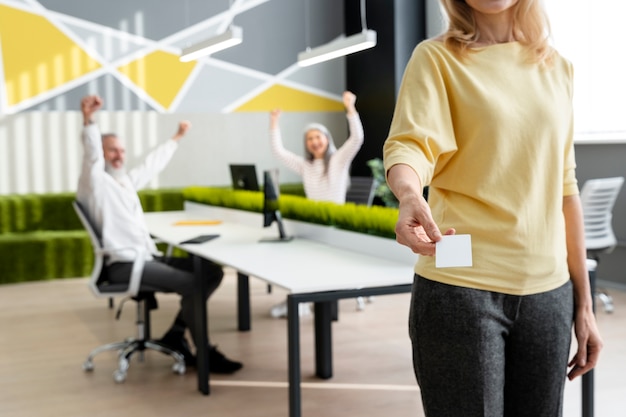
<box><xmin>0</xmin><ymin>5</ymin><xmax>102</xmax><ymax>107</ymax></box>
<box><xmin>236</xmin><ymin>85</ymin><xmax>344</xmax><ymax>112</ymax></box>
<box><xmin>117</xmin><ymin>51</ymin><xmax>196</xmax><ymax>110</ymax></box>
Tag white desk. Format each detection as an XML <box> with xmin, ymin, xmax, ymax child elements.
<box><xmin>144</xmin><ymin>203</ymin><xmax>415</xmax><ymax>417</ymax></box>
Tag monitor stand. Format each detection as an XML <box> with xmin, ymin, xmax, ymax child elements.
<box><xmin>259</xmin><ymin>235</ymin><xmax>294</xmax><ymax>243</ymax></box>
<box><xmin>259</xmin><ymin>211</ymin><xmax>293</xmax><ymax>242</ymax></box>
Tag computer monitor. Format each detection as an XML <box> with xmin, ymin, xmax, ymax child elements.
<box><xmin>260</xmin><ymin>168</ymin><xmax>292</xmax><ymax>242</ymax></box>
<box><xmin>229</xmin><ymin>164</ymin><xmax>260</xmax><ymax>191</ymax></box>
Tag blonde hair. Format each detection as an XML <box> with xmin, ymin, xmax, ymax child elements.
<box><xmin>440</xmin><ymin>0</ymin><xmax>553</xmax><ymax>64</ymax></box>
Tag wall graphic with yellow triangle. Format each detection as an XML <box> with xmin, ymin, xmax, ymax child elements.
<box><xmin>0</xmin><ymin>1</ymin><xmax>344</xmax><ymax>114</ymax></box>
<box><xmin>0</xmin><ymin>4</ymin><xmax>101</xmax><ymax>107</ymax></box>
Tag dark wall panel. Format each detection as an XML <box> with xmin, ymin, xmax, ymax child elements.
<box><xmin>345</xmin><ymin>0</ymin><xmax>425</xmax><ymax>176</ymax></box>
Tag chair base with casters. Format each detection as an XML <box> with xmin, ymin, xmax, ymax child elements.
<box><xmin>72</xmin><ymin>200</ymin><xmax>186</xmax><ymax>383</ymax></box>
<box><xmin>82</xmin><ymin>290</ymin><xmax>186</xmax><ymax>383</ymax></box>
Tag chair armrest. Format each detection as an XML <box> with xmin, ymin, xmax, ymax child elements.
<box><xmin>89</xmin><ymin>246</ymin><xmax>147</xmax><ymax>298</ymax></box>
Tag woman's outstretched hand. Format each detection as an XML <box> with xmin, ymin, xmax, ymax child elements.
<box><xmin>395</xmin><ymin>192</ymin><xmax>455</xmax><ymax>256</ymax></box>
<box><xmin>270</xmin><ymin>108</ymin><xmax>281</xmax><ymax>130</ymax></box>
<box><xmin>387</xmin><ymin>164</ymin><xmax>454</xmax><ymax>256</ymax></box>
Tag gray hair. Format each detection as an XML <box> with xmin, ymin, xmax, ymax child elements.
<box><xmin>303</xmin><ymin>123</ymin><xmax>337</xmax><ymax>174</ymax></box>
<box><xmin>101</xmin><ymin>133</ymin><xmax>118</xmax><ymax>142</ymax></box>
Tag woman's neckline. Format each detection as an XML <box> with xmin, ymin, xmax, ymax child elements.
<box><xmin>430</xmin><ymin>38</ymin><xmax>520</xmax><ymax>51</ymax></box>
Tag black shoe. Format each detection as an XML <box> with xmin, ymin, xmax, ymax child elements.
<box><xmin>209</xmin><ymin>346</ymin><xmax>243</xmax><ymax>374</ymax></box>
<box><xmin>158</xmin><ymin>332</ymin><xmax>196</xmax><ymax>367</ymax></box>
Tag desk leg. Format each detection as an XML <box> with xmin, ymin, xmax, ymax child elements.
<box><xmin>193</xmin><ymin>255</ymin><xmax>210</xmax><ymax>395</ymax></box>
<box><xmin>582</xmin><ymin>266</ymin><xmax>596</xmax><ymax>417</ymax></box>
<box><xmin>314</xmin><ymin>301</ymin><xmax>333</xmax><ymax>379</ymax></box>
<box><xmin>237</xmin><ymin>272</ymin><xmax>251</xmax><ymax>331</ymax></box>
<box><xmin>287</xmin><ymin>295</ymin><xmax>302</xmax><ymax>417</ymax></box>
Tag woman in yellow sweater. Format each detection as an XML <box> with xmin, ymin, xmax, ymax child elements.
<box><xmin>383</xmin><ymin>0</ymin><xmax>603</xmax><ymax>415</ymax></box>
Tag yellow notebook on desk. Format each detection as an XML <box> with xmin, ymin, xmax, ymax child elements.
<box><xmin>173</xmin><ymin>220</ymin><xmax>222</xmax><ymax>226</ymax></box>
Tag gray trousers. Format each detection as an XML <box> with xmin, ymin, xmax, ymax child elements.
<box><xmin>409</xmin><ymin>274</ymin><xmax>574</xmax><ymax>417</ymax></box>
<box><xmin>107</xmin><ymin>257</ymin><xmax>224</xmax><ymax>348</ymax></box>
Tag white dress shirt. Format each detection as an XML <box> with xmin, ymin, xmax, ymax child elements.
<box><xmin>76</xmin><ymin>123</ymin><xmax>178</xmax><ymax>264</ymax></box>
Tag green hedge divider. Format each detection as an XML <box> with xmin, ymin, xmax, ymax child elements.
<box><xmin>0</xmin><ymin>188</ymin><xmax>185</xmax><ymax>285</ymax></box>
<box><xmin>0</xmin><ymin>184</ymin><xmax>394</xmax><ymax>285</ymax></box>
<box><xmin>182</xmin><ymin>186</ymin><xmax>399</xmax><ymax>239</ymax></box>
<box><xmin>0</xmin><ymin>189</ymin><xmax>186</xmax><ymax>234</ymax></box>
<box><xmin>0</xmin><ymin>231</ymin><xmax>93</xmax><ymax>284</ymax></box>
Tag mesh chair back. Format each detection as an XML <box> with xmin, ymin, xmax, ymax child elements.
<box><xmin>580</xmin><ymin>176</ymin><xmax>624</xmax><ymax>252</ymax></box>
<box><xmin>72</xmin><ymin>201</ymin><xmax>146</xmax><ymax>298</ymax></box>
<box><xmin>345</xmin><ymin>176</ymin><xmax>378</xmax><ymax>206</ymax></box>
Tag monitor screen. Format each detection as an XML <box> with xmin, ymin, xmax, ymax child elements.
<box><xmin>229</xmin><ymin>164</ymin><xmax>260</xmax><ymax>191</ymax></box>
<box><xmin>260</xmin><ymin>168</ymin><xmax>292</xmax><ymax>242</ymax></box>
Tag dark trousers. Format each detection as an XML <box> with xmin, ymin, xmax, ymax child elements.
<box><xmin>409</xmin><ymin>274</ymin><xmax>574</xmax><ymax>417</ymax></box>
<box><xmin>107</xmin><ymin>257</ymin><xmax>224</xmax><ymax>348</ymax></box>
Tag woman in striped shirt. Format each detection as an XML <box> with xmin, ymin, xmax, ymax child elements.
<box><xmin>269</xmin><ymin>91</ymin><xmax>364</xmax><ymax>204</ymax></box>
<box><xmin>267</xmin><ymin>91</ymin><xmax>365</xmax><ymax>318</ymax></box>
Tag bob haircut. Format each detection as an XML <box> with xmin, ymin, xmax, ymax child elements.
<box><xmin>440</xmin><ymin>0</ymin><xmax>553</xmax><ymax>64</ymax></box>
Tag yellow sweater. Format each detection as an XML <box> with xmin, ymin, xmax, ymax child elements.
<box><xmin>383</xmin><ymin>40</ymin><xmax>578</xmax><ymax>295</ymax></box>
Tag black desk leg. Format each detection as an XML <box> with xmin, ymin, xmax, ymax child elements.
<box><xmin>287</xmin><ymin>295</ymin><xmax>302</xmax><ymax>417</ymax></box>
<box><xmin>193</xmin><ymin>255</ymin><xmax>210</xmax><ymax>395</ymax></box>
<box><xmin>314</xmin><ymin>301</ymin><xmax>333</xmax><ymax>379</ymax></box>
<box><xmin>237</xmin><ymin>272</ymin><xmax>251</xmax><ymax>331</ymax></box>
<box><xmin>582</xmin><ymin>266</ymin><xmax>596</xmax><ymax>417</ymax></box>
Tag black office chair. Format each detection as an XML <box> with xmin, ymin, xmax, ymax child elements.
<box><xmin>345</xmin><ymin>176</ymin><xmax>378</xmax><ymax>207</ymax></box>
<box><xmin>73</xmin><ymin>201</ymin><xmax>186</xmax><ymax>383</ymax></box>
<box><xmin>580</xmin><ymin>176</ymin><xmax>624</xmax><ymax>314</ymax></box>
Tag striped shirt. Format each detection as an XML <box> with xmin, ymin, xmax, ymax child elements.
<box><xmin>270</xmin><ymin>113</ymin><xmax>364</xmax><ymax>204</ymax></box>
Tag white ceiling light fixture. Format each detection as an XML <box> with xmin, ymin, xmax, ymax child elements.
<box><xmin>298</xmin><ymin>29</ymin><xmax>377</xmax><ymax>67</ymax></box>
<box><xmin>297</xmin><ymin>0</ymin><xmax>377</xmax><ymax>67</ymax></box>
<box><xmin>179</xmin><ymin>25</ymin><xmax>243</xmax><ymax>62</ymax></box>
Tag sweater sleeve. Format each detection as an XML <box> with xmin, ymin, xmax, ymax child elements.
<box><xmin>331</xmin><ymin>112</ymin><xmax>364</xmax><ymax>168</ymax></box>
<box><xmin>383</xmin><ymin>42</ymin><xmax>458</xmax><ymax>187</ymax></box>
<box><xmin>562</xmin><ymin>59</ymin><xmax>579</xmax><ymax>197</ymax></box>
<box><xmin>270</xmin><ymin>127</ymin><xmax>306</xmax><ymax>176</ymax></box>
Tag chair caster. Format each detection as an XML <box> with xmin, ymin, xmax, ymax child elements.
<box><xmin>597</xmin><ymin>292</ymin><xmax>614</xmax><ymax>313</ymax></box>
<box><xmin>172</xmin><ymin>362</ymin><xmax>186</xmax><ymax>375</ymax></box>
<box><xmin>83</xmin><ymin>360</ymin><xmax>94</xmax><ymax>372</ymax></box>
<box><xmin>113</xmin><ymin>369</ymin><xmax>127</xmax><ymax>383</ymax></box>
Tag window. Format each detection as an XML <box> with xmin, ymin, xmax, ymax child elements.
<box><xmin>546</xmin><ymin>1</ymin><xmax>626</xmax><ymax>142</ymax></box>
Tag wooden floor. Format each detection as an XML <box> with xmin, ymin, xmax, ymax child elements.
<box><xmin>0</xmin><ymin>269</ymin><xmax>624</xmax><ymax>417</ymax></box>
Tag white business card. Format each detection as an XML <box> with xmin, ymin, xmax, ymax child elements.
<box><xmin>435</xmin><ymin>234</ymin><xmax>473</xmax><ymax>268</ymax></box>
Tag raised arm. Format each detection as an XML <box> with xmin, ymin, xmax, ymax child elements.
<box><xmin>76</xmin><ymin>95</ymin><xmax>105</xmax><ymax>204</ymax></box>
<box><xmin>269</xmin><ymin>109</ymin><xmax>306</xmax><ymax>175</ymax></box>
<box><xmin>332</xmin><ymin>91</ymin><xmax>364</xmax><ymax>165</ymax></box>
<box><xmin>127</xmin><ymin>121</ymin><xmax>189</xmax><ymax>189</ymax></box>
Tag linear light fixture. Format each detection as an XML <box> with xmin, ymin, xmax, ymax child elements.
<box><xmin>179</xmin><ymin>25</ymin><xmax>243</xmax><ymax>62</ymax></box>
<box><xmin>297</xmin><ymin>29</ymin><xmax>377</xmax><ymax>67</ymax></box>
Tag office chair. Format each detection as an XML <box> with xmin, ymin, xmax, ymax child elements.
<box><xmin>73</xmin><ymin>201</ymin><xmax>186</xmax><ymax>383</ymax></box>
<box><xmin>345</xmin><ymin>176</ymin><xmax>378</xmax><ymax>207</ymax></box>
<box><xmin>345</xmin><ymin>176</ymin><xmax>379</xmax><ymax>310</ymax></box>
<box><xmin>580</xmin><ymin>176</ymin><xmax>624</xmax><ymax>314</ymax></box>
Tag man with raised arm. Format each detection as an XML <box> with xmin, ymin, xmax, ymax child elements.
<box><xmin>77</xmin><ymin>94</ymin><xmax>242</xmax><ymax>374</ymax></box>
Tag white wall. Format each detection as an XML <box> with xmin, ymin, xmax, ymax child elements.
<box><xmin>0</xmin><ymin>111</ymin><xmax>347</xmax><ymax>194</ymax></box>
